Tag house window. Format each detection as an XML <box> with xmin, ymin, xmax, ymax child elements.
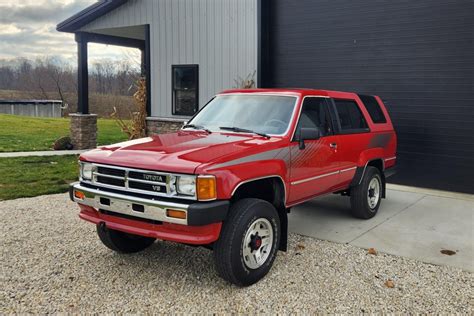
<box><xmin>172</xmin><ymin>65</ymin><xmax>198</xmax><ymax>116</ymax></box>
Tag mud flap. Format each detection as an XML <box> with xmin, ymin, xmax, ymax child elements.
<box><xmin>278</xmin><ymin>208</ymin><xmax>288</xmax><ymax>251</ymax></box>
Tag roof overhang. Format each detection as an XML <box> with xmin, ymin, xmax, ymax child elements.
<box><xmin>56</xmin><ymin>0</ymin><xmax>128</xmax><ymax>33</ymax></box>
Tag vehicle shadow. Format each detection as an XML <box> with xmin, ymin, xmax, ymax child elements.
<box><xmin>93</xmin><ymin>238</ymin><xmax>225</xmax><ymax>287</ymax></box>
<box><xmin>292</xmin><ymin>194</ymin><xmax>353</xmax><ymax>218</ymax></box>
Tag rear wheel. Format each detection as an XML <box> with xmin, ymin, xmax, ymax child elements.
<box><xmin>213</xmin><ymin>198</ymin><xmax>280</xmax><ymax>286</ymax></box>
<box><xmin>96</xmin><ymin>223</ymin><xmax>156</xmax><ymax>253</ymax></box>
<box><xmin>350</xmin><ymin>166</ymin><xmax>382</xmax><ymax>219</ymax></box>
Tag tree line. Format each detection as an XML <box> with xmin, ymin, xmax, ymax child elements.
<box><xmin>0</xmin><ymin>57</ymin><xmax>141</xmax><ymax>102</ymax></box>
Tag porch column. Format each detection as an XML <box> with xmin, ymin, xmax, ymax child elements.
<box><xmin>69</xmin><ymin>113</ymin><xmax>97</xmax><ymax>149</ymax></box>
<box><xmin>144</xmin><ymin>25</ymin><xmax>151</xmax><ymax>117</ymax></box>
<box><xmin>70</xmin><ymin>32</ymin><xmax>97</xmax><ymax>149</ymax></box>
<box><xmin>76</xmin><ymin>33</ymin><xmax>89</xmax><ymax>114</ymax></box>
<box><xmin>140</xmin><ymin>48</ymin><xmax>146</xmax><ymax>76</ymax></box>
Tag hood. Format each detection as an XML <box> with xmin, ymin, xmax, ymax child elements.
<box><xmin>80</xmin><ymin>130</ymin><xmax>286</xmax><ymax>174</ymax></box>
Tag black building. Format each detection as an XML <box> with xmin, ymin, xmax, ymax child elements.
<box><xmin>260</xmin><ymin>0</ymin><xmax>474</xmax><ymax>193</ymax></box>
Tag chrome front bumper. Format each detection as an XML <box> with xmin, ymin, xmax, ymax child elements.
<box><xmin>70</xmin><ymin>182</ymin><xmax>230</xmax><ymax>226</ymax></box>
<box><xmin>70</xmin><ymin>182</ymin><xmax>189</xmax><ymax>225</ymax></box>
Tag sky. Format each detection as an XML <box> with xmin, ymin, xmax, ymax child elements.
<box><xmin>0</xmin><ymin>0</ymin><xmax>138</xmax><ymax>65</ymax></box>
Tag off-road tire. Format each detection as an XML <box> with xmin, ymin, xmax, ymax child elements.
<box><xmin>96</xmin><ymin>223</ymin><xmax>156</xmax><ymax>253</ymax></box>
<box><xmin>350</xmin><ymin>166</ymin><xmax>382</xmax><ymax>219</ymax></box>
<box><xmin>213</xmin><ymin>198</ymin><xmax>280</xmax><ymax>287</ymax></box>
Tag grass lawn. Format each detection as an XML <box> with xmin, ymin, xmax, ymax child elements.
<box><xmin>0</xmin><ymin>155</ymin><xmax>79</xmax><ymax>200</ymax></box>
<box><xmin>0</xmin><ymin>114</ymin><xmax>128</xmax><ymax>152</ymax></box>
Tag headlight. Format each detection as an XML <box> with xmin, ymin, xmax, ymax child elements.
<box><xmin>176</xmin><ymin>175</ymin><xmax>196</xmax><ymax>196</ymax></box>
<box><xmin>81</xmin><ymin>163</ymin><xmax>94</xmax><ymax>180</ymax></box>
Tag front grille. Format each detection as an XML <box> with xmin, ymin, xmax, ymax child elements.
<box><xmin>128</xmin><ymin>171</ymin><xmax>166</xmax><ymax>183</ymax></box>
<box><xmin>97</xmin><ymin>166</ymin><xmax>125</xmax><ymax>177</ymax></box>
<box><xmin>90</xmin><ymin>164</ymin><xmax>173</xmax><ymax>198</ymax></box>
<box><xmin>128</xmin><ymin>181</ymin><xmax>167</xmax><ymax>193</ymax></box>
<box><xmin>97</xmin><ymin>176</ymin><xmax>125</xmax><ymax>187</ymax></box>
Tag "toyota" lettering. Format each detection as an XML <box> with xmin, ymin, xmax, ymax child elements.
<box><xmin>143</xmin><ymin>174</ymin><xmax>164</xmax><ymax>182</ymax></box>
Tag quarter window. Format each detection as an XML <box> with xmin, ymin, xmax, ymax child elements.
<box><xmin>334</xmin><ymin>99</ymin><xmax>369</xmax><ymax>132</ymax></box>
<box><xmin>358</xmin><ymin>94</ymin><xmax>387</xmax><ymax>124</ymax></box>
<box><xmin>172</xmin><ymin>65</ymin><xmax>198</xmax><ymax>116</ymax></box>
<box><xmin>295</xmin><ymin>97</ymin><xmax>332</xmax><ymax>139</ymax></box>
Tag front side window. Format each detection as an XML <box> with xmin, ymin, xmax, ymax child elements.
<box><xmin>295</xmin><ymin>97</ymin><xmax>332</xmax><ymax>139</ymax></box>
<box><xmin>334</xmin><ymin>99</ymin><xmax>369</xmax><ymax>133</ymax></box>
<box><xmin>188</xmin><ymin>94</ymin><xmax>297</xmax><ymax>135</ymax></box>
<box><xmin>172</xmin><ymin>65</ymin><xmax>198</xmax><ymax>116</ymax></box>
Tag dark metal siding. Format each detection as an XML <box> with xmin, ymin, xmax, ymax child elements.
<box><xmin>266</xmin><ymin>0</ymin><xmax>474</xmax><ymax>193</ymax></box>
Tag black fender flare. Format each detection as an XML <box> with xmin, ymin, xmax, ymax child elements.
<box><xmin>350</xmin><ymin>159</ymin><xmax>386</xmax><ymax>198</ymax></box>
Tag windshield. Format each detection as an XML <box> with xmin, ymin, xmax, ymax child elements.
<box><xmin>188</xmin><ymin>94</ymin><xmax>297</xmax><ymax>135</ymax></box>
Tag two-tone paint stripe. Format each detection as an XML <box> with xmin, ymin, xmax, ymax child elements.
<box><xmin>208</xmin><ymin>147</ymin><xmax>291</xmax><ymax>170</ymax></box>
<box><xmin>368</xmin><ymin>133</ymin><xmax>393</xmax><ymax>149</ymax></box>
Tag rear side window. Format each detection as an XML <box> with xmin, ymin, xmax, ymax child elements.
<box><xmin>334</xmin><ymin>99</ymin><xmax>368</xmax><ymax>132</ymax></box>
<box><xmin>358</xmin><ymin>94</ymin><xmax>387</xmax><ymax>124</ymax></box>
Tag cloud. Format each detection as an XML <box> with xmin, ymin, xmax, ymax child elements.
<box><xmin>0</xmin><ymin>24</ymin><xmax>22</xmax><ymax>35</ymax></box>
<box><xmin>0</xmin><ymin>0</ymin><xmax>132</xmax><ymax>63</ymax></box>
<box><xmin>0</xmin><ymin>0</ymin><xmax>93</xmax><ymax>25</ymax></box>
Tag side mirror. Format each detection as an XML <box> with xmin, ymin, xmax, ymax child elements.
<box><xmin>299</xmin><ymin>127</ymin><xmax>321</xmax><ymax>150</ymax></box>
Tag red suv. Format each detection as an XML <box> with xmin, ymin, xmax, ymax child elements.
<box><xmin>70</xmin><ymin>89</ymin><xmax>397</xmax><ymax>286</ymax></box>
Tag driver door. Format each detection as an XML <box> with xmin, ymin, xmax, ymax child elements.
<box><xmin>288</xmin><ymin>97</ymin><xmax>341</xmax><ymax>204</ymax></box>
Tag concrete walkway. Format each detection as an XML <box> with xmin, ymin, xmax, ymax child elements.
<box><xmin>0</xmin><ymin>150</ymin><xmax>87</xmax><ymax>158</ymax></box>
<box><xmin>289</xmin><ymin>184</ymin><xmax>474</xmax><ymax>272</ymax></box>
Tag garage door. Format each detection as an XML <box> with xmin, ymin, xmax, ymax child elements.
<box><xmin>263</xmin><ymin>0</ymin><xmax>474</xmax><ymax>194</ymax></box>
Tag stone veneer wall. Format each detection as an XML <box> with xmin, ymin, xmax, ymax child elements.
<box><xmin>146</xmin><ymin>117</ymin><xmax>186</xmax><ymax>135</ymax></box>
<box><xmin>70</xmin><ymin>113</ymin><xmax>97</xmax><ymax>149</ymax></box>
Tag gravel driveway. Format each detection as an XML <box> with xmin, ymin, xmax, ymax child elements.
<box><xmin>1</xmin><ymin>194</ymin><xmax>472</xmax><ymax>313</ymax></box>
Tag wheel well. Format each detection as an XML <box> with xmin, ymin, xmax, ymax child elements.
<box><xmin>367</xmin><ymin>159</ymin><xmax>384</xmax><ymax>173</ymax></box>
<box><xmin>231</xmin><ymin>177</ymin><xmax>288</xmax><ymax>251</ymax></box>
<box><xmin>349</xmin><ymin>158</ymin><xmax>386</xmax><ymax>197</ymax></box>
<box><xmin>231</xmin><ymin>177</ymin><xmax>285</xmax><ymax>209</ymax></box>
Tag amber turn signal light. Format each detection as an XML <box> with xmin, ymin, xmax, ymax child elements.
<box><xmin>166</xmin><ymin>209</ymin><xmax>187</xmax><ymax>219</ymax></box>
<box><xmin>197</xmin><ymin>176</ymin><xmax>217</xmax><ymax>201</ymax></box>
<box><xmin>74</xmin><ymin>190</ymin><xmax>85</xmax><ymax>200</ymax></box>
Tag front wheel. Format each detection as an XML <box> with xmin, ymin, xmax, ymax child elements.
<box><xmin>96</xmin><ymin>223</ymin><xmax>156</xmax><ymax>253</ymax></box>
<box><xmin>213</xmin><ymin>198</ymin><xmax>280</xmax><ymax>286</ymax></box>
<box><xmin>350</xmin><ymin>166</ymin><xmax>382</xmax><ymax>219</ymax></box>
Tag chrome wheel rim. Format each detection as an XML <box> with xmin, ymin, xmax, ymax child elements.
<box><xmin>367</xmin><ymin>177</ymin><xmax>381</xmax><ymax>209</ymax></box>
<box><xmin>242</xmin><ymin>218</ymin><xmax>274</xmax><ymax>270</ymax></box>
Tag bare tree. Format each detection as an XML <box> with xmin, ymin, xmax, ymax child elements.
<box><xmin>0</xmin><ymin>56</ymin><xmax>140</xmax><ymax>107</ymax></box>
<box><xmin>0</xmin><ymin>66</ymin><xmax>14</xmax><ymax>90</ymax></box>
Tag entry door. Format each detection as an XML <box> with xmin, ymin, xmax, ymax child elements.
<box><xmin>288</xmin><ymin>97</ymin><xmax>341</xmax><ymax>204</ymax></box>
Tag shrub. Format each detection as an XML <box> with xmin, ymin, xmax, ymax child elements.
<box><xmin>52</xmin><ymin>136</ymin><xmax>73</xmax><ymax>150</ymax></box>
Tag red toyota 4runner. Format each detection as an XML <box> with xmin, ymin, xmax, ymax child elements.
<box><xmin>70</xmin><ymin>89</ymin><xmax>397</xmax><ymax>286</ymax></box>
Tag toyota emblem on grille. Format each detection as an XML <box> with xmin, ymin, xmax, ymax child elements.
<box><xmin>143</xmin><ymin>174</ymin><xmax>164</xmax><ymax>182</ymax></box>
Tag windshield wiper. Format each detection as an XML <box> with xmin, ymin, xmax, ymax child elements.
<box><xmin>182</xmin><ymin>124</ymin><xmax>212</xmax><ymax>134</ymax></box>
<box><xmin>219</xmin><ymin>126</ymin><xmax>270</xmax><ymax>138</ymax></box>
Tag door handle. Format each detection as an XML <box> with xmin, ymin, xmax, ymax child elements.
<box><xmin>330</xmin><ymin>143</ymin><xmax>338</xmax><ymax>149</ymax></box>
